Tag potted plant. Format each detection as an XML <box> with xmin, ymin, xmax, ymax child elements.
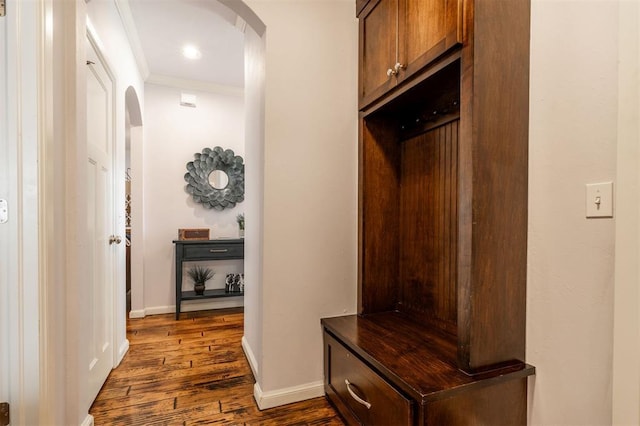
<box><xmin>187</xmin><ymin>265</ymin><xmax>214</xmax><ymax>295</ymax></box>
<box><xmin>237</xmin><ymin>213</ymin><xmax>245</xmax><ymax>238</ymax></box>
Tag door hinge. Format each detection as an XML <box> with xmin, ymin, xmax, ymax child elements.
<box><xmin>0</xmin><ymin>1</ymin><xmax>5</xmax><ymax>17</ymax></box>
<box><xmin>0</xmin><ymin>402</ymin><xmax>9</xmax><ymax>426</ymax></box>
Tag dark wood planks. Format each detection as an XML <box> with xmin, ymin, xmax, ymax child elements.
<box><xmin>90</xmin><ymin>309</ymin><xmax>344</xmax><ymax>425</ymax></box>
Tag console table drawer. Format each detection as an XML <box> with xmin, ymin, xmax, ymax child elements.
<box><xmin>183</xmin><ymin>243</ymin><xmax>243</xmax><ymax>260</ymax></box>
<box><xmin>326</xmin><ymin>333</ymin><xmax>412</xmax><ymax>426</ymax></box>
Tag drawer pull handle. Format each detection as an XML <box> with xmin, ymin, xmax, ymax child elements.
<box><xmin>209</xmin><ymin>249</ymin><xmax>228</xmax><ymax>253</ymax></box>
<box><xmin>345</xmin><ymin>379</ymin><xmax>372</xmax><ymax>409</ymax></box>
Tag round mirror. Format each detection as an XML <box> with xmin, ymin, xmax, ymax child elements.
<box><xmin>184</xmin><ymin>146</ymin><xmax>245</xmax><ymax>210</ymax></box>
<box><xmin>208</xmin><ymin>169</ymin><xmax>229</xmax><ymax>189</ymax></box>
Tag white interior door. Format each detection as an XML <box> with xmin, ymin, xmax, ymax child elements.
<box><xmin>86</xmin><ymin>36</ymin><xmax>115</xmax><ymax>405</ymax></box>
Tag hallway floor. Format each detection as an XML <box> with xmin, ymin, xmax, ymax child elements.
<box><xmin>90</xmin><ymin>308</ymin><xmax>344</xmax><ymax>425</ymax></box>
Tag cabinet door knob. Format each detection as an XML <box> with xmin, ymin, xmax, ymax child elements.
<box><xmin>109</xmin><ymin>235</ymin><xmax>122</xmax><ymax>245</ymax></box>
<box><xmin>387</xmin><ymin>63</ymin><xmax>405</xmax><ymax>78</ymax></box>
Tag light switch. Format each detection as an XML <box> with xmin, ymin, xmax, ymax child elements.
<box><xmin>585</xmin><ymin>182</ymin><xmax>613</xmax><ymax>218</ymax></box>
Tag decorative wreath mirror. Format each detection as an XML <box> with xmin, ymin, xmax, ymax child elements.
<box><xmin>184</xmin><ymin>146</ymin><xmax>245</xmax><ymax>210</ymax></box>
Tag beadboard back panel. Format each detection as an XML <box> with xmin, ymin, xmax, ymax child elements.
<box><xmin>399</xmin><ymin>121</ymin><xmax>458</xmax><ymax>334</ymax></box>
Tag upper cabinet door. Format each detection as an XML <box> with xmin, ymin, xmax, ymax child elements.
<box><xmin>398</xmin><ymin>0</ymin><xmax>462</xmax><ymax>79</ymax></box>
<box><xmin>358</xmin><ymin>0</ymin><xmax>463</xmax><ymax>108</ymax></box>
<box><xmin>359</xmin><ymin>0</ymin><xmax>399</xmax><ymax>107</ymax></box>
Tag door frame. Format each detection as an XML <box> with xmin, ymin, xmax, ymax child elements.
<box><xmin>1</xmin><ymin>0</ymin><xmax>53</xmax><ymax>423</ymax></box>
<box><xmin>3</xmin><ymin>0</ymin><xmax>120</xmax><ymax>423</ymax></box>
<box><xmin>0</xmin><ymin>0</ymin><xmax>9</xmax><ymax>409</ymax></box>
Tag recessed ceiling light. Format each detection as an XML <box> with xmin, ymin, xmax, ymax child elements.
<box><xmin>182</xmin><ymin>44</ymin><xmax>202</xmax><ymax>60</ymax></box>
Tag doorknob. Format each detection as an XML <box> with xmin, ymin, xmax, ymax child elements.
<box><xmin>109</xmin><ymin>235</ymin><xmax>122</xmax><ymax>245</ymax></box>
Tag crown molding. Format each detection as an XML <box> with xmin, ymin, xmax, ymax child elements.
<box><xmin>146</xmin><ymin>73</ymin><xmax>244</xmax><ymax>97</ymax></box>
<box><xmin>114</xmin><ymin>0</ymin><xmax>150</xmax><ymax>80</ymax></box>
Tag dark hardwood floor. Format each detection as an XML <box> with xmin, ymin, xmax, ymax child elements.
<box><xmin>90</xmin><ymin>308</ymin><xmax>344</xmax><ymax>425</ymax></box>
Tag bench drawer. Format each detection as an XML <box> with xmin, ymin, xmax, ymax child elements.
<box><xmin>326</xmin><ymin>333</ymin><xmax>412</xmax><ymax>426</ymax></box>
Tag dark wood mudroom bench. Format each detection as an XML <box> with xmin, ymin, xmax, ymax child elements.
<box><xmin>322</xmin><ymin>314</ymin><xmax>535</xmax><ymax>425</ymax></box>
<box><xmin>322</xmin><ymin>0</ymin><xmax>534</xmax><ymax>423</ymax></box>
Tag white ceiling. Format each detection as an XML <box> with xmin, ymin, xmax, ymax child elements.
<box><xmin>126</xmin><ymin>0</ymin><xmax>245</xmax><ymax>88</ymax></box>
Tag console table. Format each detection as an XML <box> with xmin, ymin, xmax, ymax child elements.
<box><xmin>173</xmin><ymin>239</ymin><xmax>244</xmax><ymax>319</ymax></box>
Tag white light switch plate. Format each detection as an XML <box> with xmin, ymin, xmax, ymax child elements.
<box><xmin>585</xmin><ymin>182</ymin><xmax>613</xmax><ymax>218</ymax></box>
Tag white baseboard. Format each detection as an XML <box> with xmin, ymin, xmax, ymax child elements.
<box><xmin>241</xmin><ymin>336</ymin><xmax>259</xmax><ymax>378</ymax></box>
<box><xmin>116</xmin><ymin>338</ymin><xmax>129</xmax><ymax>366</ymax></box>
<box><xmin>129</xmin><ymin>309</ymin><xmax>145</xmax><ymax>318</ymax></box>
<box><xmin>80</xmin><ymin>414</ymin><xmax>94</xmax><ymax>426</ymax></box>
<box><xmin>253</xmin><ymin>380</ymin><xmax>325</xmax><ymax>410</ymax></box>
<box><xmin>128</xmin><ymin>298</ymin><xmax>244</xmax><ymax>318</ymax></box>
<box><xmin>143</xmin><ymin>305</ymin><xmax>177</xmax><ymax>316</ymax></box>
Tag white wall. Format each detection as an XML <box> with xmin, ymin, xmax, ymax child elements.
<box><xmin>242</xmin><ymin>22</ymin><xmax>266</xmax><ymax>383</ymax></box>
<box><xmin>243</xmin><ymin>0</ymin><xmax>358</xmax><ymax>407</ymax></box>
<box><xmin>527</xmin><ymin>1</ymin><xmax>622</xmax><ymax>424</ymax></box>
<box><xmin>141</xmin><ymin>84</ymin><xmax>245</xmax><ymax>312</ymax></box>
<box><xmin>612</xmin><ymin>2</ymin><xmax>640</xmax><ymax>424</ymax></box>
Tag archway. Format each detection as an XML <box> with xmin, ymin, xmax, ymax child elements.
<box><xmin>125</xmin><ymin>86</ymin><xmax>144</xmax><ymax>319</ymax></box>
<box><xmin>121</xmin><ymin>2</ymin><xmax>266</xmax><ymax>390</ymax></box>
